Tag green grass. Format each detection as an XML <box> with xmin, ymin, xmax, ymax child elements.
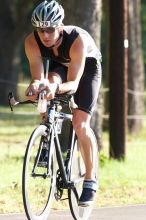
<box><xmin>0</xmin><ymin>106</ymin><xmax>146</xmax><ymax>213</ymax></box>
<box><xmin>98</xmin><ymin>145</ymin><xmax>146</xmax><ymax>207</ymax></box>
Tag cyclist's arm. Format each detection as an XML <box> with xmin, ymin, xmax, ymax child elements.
<box><xmin>58</xmin><ymin>35</ymin><xmax>86</xmax><ymax>94</ymax></box>
<box><xmin>25</xmin><ymin>33</ymin><xmax>44</xmax><ymax>81</ymax></box>
<box><xmin>25</xmin><ymin>34</ymin><xmax>45</xmax><ymax>99</ymax></box>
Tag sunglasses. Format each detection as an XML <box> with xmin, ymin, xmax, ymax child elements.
<box><xmin>37</xmin><ymin>27</ymin><xmax>56</xmax><ymax>34</ymax></box>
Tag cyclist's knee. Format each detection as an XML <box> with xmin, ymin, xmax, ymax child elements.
<box><xmin>48</xmin><ymin>72</ymin><xmax>62</xmax><ymax>83</ymax></box>
<box><xmin>72</xmin><ymin>110</ymin><xmax>91</xmax><ymax>139</ymax></box>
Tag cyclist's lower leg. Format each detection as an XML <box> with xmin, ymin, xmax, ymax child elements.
<box><xmin>72</xmin><ymin>109</ymin><xmax>98</xmax><ymax>206</ymax></box>
<box><xmin>78</xmin><ymin>130</ymin><xmax>97</xmax><ymax>180</ymax></box>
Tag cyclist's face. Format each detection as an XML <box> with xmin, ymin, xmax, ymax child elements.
<box><xmin>37</xmin><ymin>26</ymin><xmax>60</xmax><ymax>47</ymax></box>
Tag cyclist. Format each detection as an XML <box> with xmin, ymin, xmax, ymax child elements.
<box><xmin>25</xmin><ymin>0</ymin><xmax>102</xmax><ymax>207</ymax></box>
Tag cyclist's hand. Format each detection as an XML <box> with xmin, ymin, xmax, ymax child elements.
<box><xmin>38</xmin><ymin>80</ymin><xmax>58</xmax><ymax>100</ymax></box>
<box><xmin>25</xmin><ymin>80</ymin><xmax>40</xmax><ymax>101</ymax></box>
<box><xmin>46</xmin><ymin>83</ymin><xmax>58</xmax><ymax>100</ymax></box>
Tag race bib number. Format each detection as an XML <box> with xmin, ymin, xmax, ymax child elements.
<box><xmin>36</xmin><ymin>21</ymin><xmax>51</xmax><ymax>27</ymax></box>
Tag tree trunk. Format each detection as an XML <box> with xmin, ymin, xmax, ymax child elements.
<box><xmin>128</xmin><ymin>0</ymin><xmax>145</xmax><ymax>134</ymax></box>
<box><xmin>62</xmin><ymin>0</ymin><xmax>103</xmax><ymax>150</ymax></box>
<box><xmin>109</xmin><ymin>0</ymin><xmax>128</xmax><ymax>159</ymax></box>
<box><xmin>0</xmin><ymin>1</ymin><xmax>18</xmax><ymax>104</ymax></box>
<box><xmin>0</xmin><ymin>0</ymin><xmax>35</xmax><ymax>105</ymax></box>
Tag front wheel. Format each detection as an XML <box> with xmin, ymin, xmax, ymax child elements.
<box><xmin>68</xmin><ymin>130</ymin><xmax>98</xmax><ymax>220</ymax></box>
<box><xmin>22</xmin><ymin>125</ymin><xmax>56</xmax><ymax>220</ymax></box>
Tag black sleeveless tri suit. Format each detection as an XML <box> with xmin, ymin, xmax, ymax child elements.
<box><xmin>34</xmin><ymin>25</ymin><xmax>102</xmax><ymax>114</ymax></box>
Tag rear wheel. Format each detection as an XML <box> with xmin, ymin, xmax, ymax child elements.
<box><xmin>68</xmin><ymin>130</ymin><xmax>98</xmax><ymax>220</ymax></box>
<box><xmin>22</xmin><ymin>125</ymin><xmax>56</xmax><ymax>220</ymax></box>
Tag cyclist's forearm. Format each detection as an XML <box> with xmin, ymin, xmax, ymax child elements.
<box><xmin>31</xmin><ymin>73</ymin><xmax>44</xmax><ymax>82</ymax></box>
<box><xmin>58</xmin><ymin>81</ymin><xmax>78</xmax><ymax>94</ymax></box>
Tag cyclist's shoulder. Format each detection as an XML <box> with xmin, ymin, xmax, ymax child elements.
<box><xmin>63</xmin><ymin>25</ymin><xmax>78</xmax><ymax>33</ymax></box>
<box><xmin>25</xmin><ymin>32</ymin><xmax>41</xmax><ymax>58</ymax></box>
<box><xmin>63</xmin><ymin>26</ymin><xmax>89</xmax><ymax>54</ymax></box>
<box><xmin>63</xmin><ymin>25</ymin><xmax>87</xmax><ymax>34</ymax></box>
<box><xmin>25</xmin><ymin>32</ymin><xmax>37</xmax><ymax>47</ymax></box>
<box><xmin>63</xmin><ymin>25</ymin><xmax>91</xmax><ymax>38</ymax></box>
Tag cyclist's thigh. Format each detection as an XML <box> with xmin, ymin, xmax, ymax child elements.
<box><xmin>74</xmin><ymin>57</ymin><xmax>102</xmax><ymax>114</ymax></box>
<box><xmin>49</xmin><ymin>60</ymin><xmax>67</xmax><ymax>83</ymax></box>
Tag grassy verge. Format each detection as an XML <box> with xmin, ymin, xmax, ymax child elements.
<box><xmin>98</xmin><ymin>142</ymin><xmax>146</xmax><ymax>207</ymax></box>
<box><xmin>0</xmin><ymin>106</ymin><xmax>146</xmax><ymax>213</ymax></box>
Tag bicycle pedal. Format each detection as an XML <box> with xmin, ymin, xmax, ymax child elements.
<box><xmin>54</xmin><ymin>193</ymin><xmax>61</xmax><ymax>201</ymax></box>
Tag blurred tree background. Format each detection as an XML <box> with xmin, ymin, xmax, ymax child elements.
<box><xmin>0</xmin><ymin>0</ymin><xmax>146</xmax><ymax>158</ymax></box>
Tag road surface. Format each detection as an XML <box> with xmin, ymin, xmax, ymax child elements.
<box><xmin>0</xmin><ymin>204</ymin><xmax>145</xmax><ymax>220</ymax></box>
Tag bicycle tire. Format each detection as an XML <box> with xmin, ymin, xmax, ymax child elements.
<box><xmin>68</xmin><ymin>129</ymin><xmax>98</xmax><ymax>220</ymax></box>
<box><xmin>22</xmin><ymin>125</ymin><xmax>56</xmax><ymax>220</ymax></box>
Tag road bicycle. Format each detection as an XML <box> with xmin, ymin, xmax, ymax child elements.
<box><xmin>8</xmin><ymin>91</ymin><xmax>98</xmax><ymax>220</ymax></box>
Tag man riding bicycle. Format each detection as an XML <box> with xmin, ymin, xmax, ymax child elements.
<box><xmin>25</xmin><ymin>0</ymin><xmax>102</xmax><ymax>207</ymax></box>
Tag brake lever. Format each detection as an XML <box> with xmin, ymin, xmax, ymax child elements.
<box><xmin>8</xmin><ymin>92</ymin><xmax>18</xmax><ymax>111</ymax></box>
<box><xmin>8</xmin><ymin>92</ymin><xmax>37</xmax><ymax>111</ymax></box>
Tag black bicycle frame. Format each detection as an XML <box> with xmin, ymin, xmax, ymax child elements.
<box><xmin>53</xmin><ymin>122</ymin><xmax>76</xmax><ymax>188</ymax></box>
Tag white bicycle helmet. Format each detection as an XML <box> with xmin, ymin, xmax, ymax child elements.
<box><xmin>31</xmin><ymin>0</ymin><xmax>64</xmax><ymax>28</ymax></box>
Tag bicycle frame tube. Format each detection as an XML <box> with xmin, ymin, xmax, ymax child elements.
<box><xmin>46</xmin><ymin>97</ymin><xmax>75</xmax><ymax>187</ymax></box>
<box><xmin>65</xmin><ymin>126</ymin><xmax>76</xmax><ymax>175</ymax></box>
<box><xmin>54</xmin><ymin>127</ymin><xmax>68</xmax><ymax>185</ymax></box>
<box><xmin>47</xmin><ymin>128</ymin><xmax>55</xmax><ymax>175</ymax></box>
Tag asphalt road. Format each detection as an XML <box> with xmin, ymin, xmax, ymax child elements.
<box><xmin>0</xmin><ymin>204</ymin><xmax>146</xmax><ymax>220</ymax></box>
